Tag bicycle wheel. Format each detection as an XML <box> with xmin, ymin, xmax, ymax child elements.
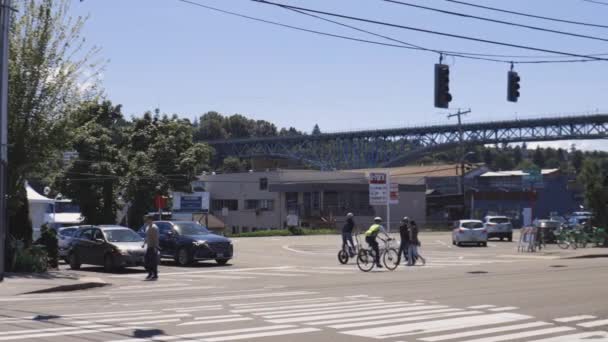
<box><xmin>337</xmin><ymin>250</ymin><xmax>349</xmax><ymax>264</ymax></box>
<box><xmin>357</xmin><ymin>249</ymin><xmax>375</xmax><ymax>272</ymax></box>
<box><xmin>382</xmin><ymin>248</ymin><xmax>399</xmax><ymax>271</ymax></box>
<box><xmin>556</xmin><ymin>237</ymin><xmax>570</xmax><ymax>249</ymax></box>
<box><xmin>576</xmin><ymin>239</ymin><xmax>587</xmax><ymax>249</ymax></box>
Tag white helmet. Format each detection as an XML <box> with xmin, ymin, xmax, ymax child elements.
<box><xmin>346</xmin><ymin>213</ymin><xmax>354</xmax><ymax>218</ymax></box>
<box><xmin>374</xmin><ymin>217</ymin><xmax>382</xmax><ymax>222</ymax></box>
<box><xmin>402</xmin><ymin>216</ymin><xmax>409</xmax><ymax>222</ymax></box>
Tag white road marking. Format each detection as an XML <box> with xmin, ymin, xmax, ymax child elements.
<box><xmin>2</xmin><ymin>324</ymin><xmax>108</xmax><ymax>336</ymax></box>
<box><xmin>88</xmin><ymin>313</ymin><xmax>190</xmax><ymax>323</ymax></box>
<box><xmin>230</xmin><ymin>296</ymin><xmax>337</xmax><ymax>308</ymax></box>
<box><xmin>173</xmin><ymin>274</ymin><xmax>255</xmax><ymax>280</ymax></box>
<box><xmin>178</xmin><ymin>317</ymin><xmax>253</xmax><ymax>326</ymax></box>
<box><xmin>420</xmin><ymin>321</ymin><xmax>553</xmax><ymax>341</ymax></box>
<box><xmin>0</xmin><ymin>294</ymin><xmax>108</xmax><ymax>302</ymax></box>
<box><xmin>262</xmin><ymin>302</ymin><xmax>410</xmax><ymax>319</ymax></box>
<box><xmin>107</xmin><ymin>266</ymin><xmax>294</xmax><ymax>278</ymax></box>
<box><xmin>268</xmin><ymin>305</ymin><xmax>449</xmax><ymax>324</ymax></box>
<box><xmin>554</xmin><ymin>315</ymin><xmax>597</xmax><ymax>322</ymax></box>
<box><xmin>309</xmin><ymin>308</ymin><xmax>464</xmax><ymax>326</ymax></box>
<box><xmin>468</xmin><ymin>305</ymin><xmax>496</xmax><ymax>309</ymax></box>
<box><xmin>455</xmin><ymin>327</ymin><xmax>576</xmax><ymax>342</ymax></box>
<box><xmin>232</xmin><ymin>300</ymin><xmax>380</xmax><ymax>313</ymax></box>
<box><xmin>202</xmin><ymin>327</ymin><xmax>320</xmax><ymax>341</ymax></box>
<box><xmin>328</xmin><ymin>310</ymin><xmax>483</xmax><ymax>329</ymax></box>
<box><xmin>282</xmin><ymin>245</ymin><xmax>319</xmax><ymax>255</ymax></box>
<box><xmin>223</xmin><ymin>271</ymin><xmax>304</xmax><ymax>277</ymax></box>
<box><xmin>109</xmin><ymin>286</ymin><xmax>216</xmax><ymax>294</ymax></box>
<box><xmin>0</xmin><ymin>326</ymin><xmax>141</xmax><ymax>341</ymax></box>
<box><xmin>489</xmin><ymin>306</ymin><xmax>519</xmax><ymax>312</ymax></box>
<box><xmin>527</xmin><ymin>331</ymin><xmax>608</xmax><ymax>342</ymax></box>
<box><xmin>123</xmin><ymin>319</ymin><xmax>180</xmax><ymax>325</ymax></box>
<box><xmin>340</xmin><ymin>312</ymin><xmax>532</xmax><ymax>339</ymax></box>
<box><xmin>195</xmin><ymin>315</ymin><xmax>243</xmax><ymax>320</ymax></box>
<box><xmin>577</xmin><ymin>318</ymin><xmax>608</xmax><ymax>328</ymax></box>
<box><xmin>163</xmin><ymin>305</ymin><xmax>222</xmax><ymax>312</ymax></box>
<box><xmin>154</xmin><ymin>291</ymin><xmax>316</xmax><ymax>305</ymax></box>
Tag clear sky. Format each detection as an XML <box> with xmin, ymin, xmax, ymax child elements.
<box><xmin>73</xmin><ymin>0</ymin><xmax>608</xmax><ymax>150</ymax></box>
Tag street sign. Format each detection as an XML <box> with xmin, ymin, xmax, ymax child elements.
<box><xmin>369</xmin><ymin>172</ymin><xmax>389</xmax><ymax>205</ymax></box>
<box><xmin>154</xmin><ymin>195</ymin><xmax>167</xmax><ymax>210</ymax></box>
<box><xmin>389</xmin><ymin>182</ymin><xmax>399</xmax><ymax>205</ymax></box>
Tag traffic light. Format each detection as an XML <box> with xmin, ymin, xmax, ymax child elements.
<box><xmin>507</xmin><ymin>71</ymin><xmax>521</xmax><ymax>102</ymax></box>
<box><xmin>434</xmin><ymin>64</ymin><xmax>452</xmax><ymax>108</ymax></box>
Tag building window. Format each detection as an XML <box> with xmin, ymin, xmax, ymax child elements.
<box><xmin>211</xmin><ymin>199</ymin><xmax>238</xmax><ymax>211</ymax></box>
<box><xmin>259</xmin><ymin>178</ymin><xmax>268</xmax><ymax>190</ymax></box>
<box><xmin>245</xmin><ymin>199</ymin><xmax>274</xmax><ymax>211</ymax></box>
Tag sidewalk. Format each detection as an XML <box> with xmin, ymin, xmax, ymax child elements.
<box><xmin>0</xmin><ymin>270</ymin><xmax>108</xmax><ymax>296</ymax></box>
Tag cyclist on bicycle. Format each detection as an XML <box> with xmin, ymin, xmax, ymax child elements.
<box><xmin>365</xmin><ymin>217</ymin><xmax>390</xmax><ymax>268</ymax></box>
<box><xmin>342</xmin><ymin>213</ymin><xmax>356</xmax><ymax>257</ymax></box>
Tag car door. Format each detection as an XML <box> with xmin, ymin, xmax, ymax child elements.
<box><xmin>156</xmin><ymin>222</ymin><xmax>176</xmax><ymax>257</ymax></box>
<box><xmin>76</xmin><ymin>228</ymin><xmax>94</xmax><ymax>264</ymax></box>
<box><xmin>90</xmin><ymin>228</ymin><xmax>107</xmax><ymax>266</ymax></box>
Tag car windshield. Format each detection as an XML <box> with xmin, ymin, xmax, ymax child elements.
<box><xmin>103</xmin><ymin>229</ymin><xmax>143</xmax><ymax>242</ymax></box>
<box><xmin>489</xmin><ymin>218</ymin><xmax>510</xmax><ymax>224</ymax></box>
<box><xmin>462</xmin><ymin>222</ymin><xmax>484</xmax><ymax>229</ymax></box>
<box><xmin>176</xmin><ymin>223</ymin><xmax>210</xmax><ymax>236</ymax></box>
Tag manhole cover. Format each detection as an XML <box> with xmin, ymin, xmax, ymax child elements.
<box><xmin>467</xmin><ymin>271</ymin><xmax>489</xmax><ymax>274</ymax></box>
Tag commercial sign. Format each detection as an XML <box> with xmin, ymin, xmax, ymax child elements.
<box><xmin>389</xmin><ymin>182</ymin><xmax>399</xmax><ymax>205</ymax></box>
<box><xmin>172</xmin><ymin>191</ymin><xmax>210</xmax><ymax>211</ymax></box>
<box><xmin>369</xmin><ymin>172</ymin><xmax>389</xmax><ymax>205</ymax></box>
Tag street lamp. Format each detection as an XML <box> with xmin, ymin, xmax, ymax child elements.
<box><xmin>460</xmin><ymin>151</ymin><xmax>475</xmax><ymax>219</ymax></box>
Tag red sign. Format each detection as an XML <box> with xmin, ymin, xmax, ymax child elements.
<box><xmin>154</xmin><ymin>195</ymin><xmax>167</xmax><ymax>209</ymax></box>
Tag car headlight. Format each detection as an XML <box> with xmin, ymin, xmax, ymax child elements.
<box><xmin>193</xmin><ymin>241</ymin><xmax>208</xmax><ymax>247</ymax></box>
<box><xmin>113</xmin><ymin>248</ymin><xmax>129</xmax><ymax>256</ymax></box>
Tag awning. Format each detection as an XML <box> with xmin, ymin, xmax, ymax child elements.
<box><xmin>26</xmin><ymin>182</ymin><xmax>54</xmax><ymax>204</ymax></box>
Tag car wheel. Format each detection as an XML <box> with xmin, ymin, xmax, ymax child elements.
<box><xmin>452</xmin><ymin>240</ymin><xmax>456</xmax><ymax>246</ymax></box>
<box><xmin>499</xmin><ymin>237</ymin><xmax>504</xmax><ymax>241</ymax></box>
<box><xmin>482</xmin><ymin>242</ymin><xmax>488</xmax><ymax>247</ymax></box>
<box><xmin>216</xmin><ymin>259</ymin><xmax>229</xmax><ymax>266</ymax></box>
<box><xmin>69</xmin><ymin>253</ymin><xmax>81</xmax><ymax>270</ymax></box>
<box><xmin>508</xmin><ymin>234</ymin><xmax>513</xmax><ymax>242</ymax></box>
<box><xmin>456</xmin><ymin>241</ymin><xmax>462</xmax><ymax>247</ymax></box>
<box><xmin>104</xmin><ymin>254</ymin><xmax>115</xmax><ymax>273</ymax></box>
<box><xmin>176</xmin><ymin>248</ymin><xmax>191</xmax><ymax>266</ymax></box>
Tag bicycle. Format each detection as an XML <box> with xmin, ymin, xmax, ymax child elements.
<box><xmin>555</xmin><ymin>228</ymin><xmax>577</xmax><ymax>249</ymax></box>
<box><xmin>356</xmin><ymin>236</ymin><xmax>399</xmax><ymax>272</ymax></box>
<box><xmin>337</xmin><ymin>234</ymin><xmax>360</xmax><ymax>264</ymax></box>
<box><xmin>584</xmin><ymin>227</ymin><xmax>607</xmax><ymax>247</ymax></box>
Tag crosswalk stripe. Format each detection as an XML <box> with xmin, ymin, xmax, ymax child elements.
<box><xmin>527</xmin><ymin>331</ymin><xmax>608</xmax><ymax>342</ymax></box>
<box><xmin>123</xmin><ymin>319</ymin><xmax>181</xmax><ymax>325</ymax></box>
<box><xmin>420</xmin><ymin>321</ymin><xmax>553</xmax><ymax>341</ymax></box>
<box><xmin>107</xmin><ymin>266</ymin><xmax>294</xmax><ymax>278</ymax></box>
<box><xmin>173</xmin><ymin>274</ymin><xmax>255</xmax><ymax>280</ymax></box>
<box><xmin>163</xmin><ymin>305</ymin><xmax>222</xmax><ymax>312</ymax></box>
<box><xmin>202</xmin><ymin>327</ymin><xmax>320</xmax><ymax>342</ymax></box>
<box><xmin>454</xmin><ymin>326</ymin><xmax>576</xmax><ymax>342</ymax></box>
<box><xmin>554</xmin><ymin>315</ymin><xmax>597</xmax><ymax>323</ymax></box>
<box><xmin>261</xmin><ymin>302</ymin><xmax>409</xmax><ymax>319</ymax></box>
<box><xmin>178</xmin><ymin>317</ymin><xmax>253</xmax><ymax>326</ymax></box>
<box><xmin>109</xmin><ymin>286</ymin><xmax>216</xmax><ymax>294</ymax></box>
<box><xmin>309</xmin><ymin>308</ymin><xmax>464</xmax><ymax>326</ymax></box>
<box><xmin>230</xmin><ymin>297</ymin><xmax>337</xmax><ymax>308</ymax></box>
<box><xmin>489</xmin><ymin>306</ymin><xmax>518</xmax><ymax>312</ymax></box>
<box><xmin>468</xmin><ymin>305</ymin><xmax>496</xmax><ymax>309</ymax></box>
<box><xmin>232</xmin><ymin>299</ymin><xmax>384</xmax><ymax>313</ymax></box>
<box><xmin>93</xmin><ymin>313</ymin><xmax>190</xmax><ymax>323</ymax></box>
<box><xmin>268</xmin><ymin>305</ymin><xmax>449</xmax><ymax>324</ymax></box>
<box><xmin>328</xmin><ymin>310</ymin><xmax>481</xmax><ymax>329</ymax></box>
<box><xmin>577</xmin><ymin>319</ymin><xmax>608</xmax><ymax>328</ymax></box>
<box><xmin>221</xmin><ymin>271</ymin><xmax>304</xmax><ymax>277</ymax></box>
<box><xmin>195</xmin><ymin>315</ymin><xmax>242</xmax><ymax>320</ymax></box>
<box><xmin>3</xmin><ymin>324</ymin><xmax>108</xmax><ymax>336</ymax></box>
<box><xmin>242</xmin><ymin>300</ymin><xmax>390</xmax><ymax>315</ymax></box>
<box><xmin>154</xmin><ymin>291</ymin><xmax>316</xmax><ymax>305</ymax></box>
<box><xmin>0</xmin><ymin>326</ymin><xmax>141</xmax><ymax>341</ymax></box>
<box><xmin>340</xmin><ymin>312</ymin><xmax>532</xmax><ymax>339</ymax></box>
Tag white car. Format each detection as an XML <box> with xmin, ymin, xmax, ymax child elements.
<box><xmin>452</xmin><ymin>220</ymin><xmax>488</xmax><ymax>247</ymax></box>
<box><xmin>483</xmin><ymin>216</ymin><xmax>513</xmax><ymax>241</ymax></box>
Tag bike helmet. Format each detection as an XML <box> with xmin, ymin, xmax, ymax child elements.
<box><xmin>402</xmin><ymin>216</ymin><xmax>409</xmax><ymax>222</ymax></box>
<box><xmin>374</xmin><ymin>217</ymin><xmax>382</xmax><ymax>222</ymax></box>
<box><xmin>346</xmin><ymin>213</ymin><xmax>354</xmax><ymax>218</ymax></box>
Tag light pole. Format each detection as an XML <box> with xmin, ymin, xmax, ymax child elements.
<box><xmin>460</xmin><ymin>151</ymin><xmax>475</xmax><ymax>219</ymax></box>
<box><xmin>0</xmin><ymin>0</ymin><xmax>12</xmax><ymax>282</ymax></box>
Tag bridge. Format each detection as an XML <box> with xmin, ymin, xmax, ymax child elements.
<box><xmin>207</xmin><ymin>114</ymin><xmax>608</xmax><ymax>170</ymax></box>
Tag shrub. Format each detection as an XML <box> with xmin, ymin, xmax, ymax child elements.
<box><xmin>12</xmin><ymin>241</ymin><xmax>48</xmax><ymax>273</ymax></box>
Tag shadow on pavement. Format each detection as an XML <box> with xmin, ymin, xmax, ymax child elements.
<box><xmin>5</xmin><ymin>271</ymin><xmax>80</xmax><ymax>281</ymax></box>
<box><xmin>134</xmin><ymin>329</ymin><xmax>165</xmax><ymax>338</ymax></box>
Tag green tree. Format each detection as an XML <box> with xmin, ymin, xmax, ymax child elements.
<box><xmin>7</xmin><ymin>0</ymin><xmax>102</xmax><ymax>243</ymax></box>
<box><xmin>222</xmin><ymin>157</ymin><xmax>243</xmax><ymax>173</ymax></box>
<box><xmin>532</xmin><ymin>147</ymin><xmax>546</xmax><ymax>169</ymax></box>
<box><xmin>579</xmin><ymin>160</ymin><xmax>608</xmax><ymax>233</ymax></box>
<box><xmin>224</xmin><ymin>114</ymin><xmax>253</xmax><ymax>138</ymax></box>
<box><xmin>312</xmin><ymin>124</ymin><xmax>321</xmax><ymax>135</ymax></box>
<box><xmin>572</xmin><ymin>150</ymin><xmax>584</xmax><ymax>174</ymax></box>
<box><xmin>513</xmin><ymin>146</ymin><xmax>523</xmax><ymax>166</ymax></box>
<box><xmin>193</xmin><ymin>111</ymin><xmax>227</xmax><ymax>141</ymax></box>
<box><xmin>493</xmin><ymin>153</ymin><xmax>515</xmax><ymax>171</ymax></box>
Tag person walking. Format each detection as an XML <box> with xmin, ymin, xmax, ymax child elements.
<box><xmin>142</xmin><ymin>215</ymin><xmax>160</xmax><ymax>280</ymax></box>
<box><xmin>407</xmin><ymin>220</ymin><xmax>426</xmax><ymax>266</ymax></box>
<box><xmin>342</xmin><ymin>213</ymin><xmax>356</xmax><ymax>257</ymax></box>
<box><xmin>398</xmin><ymin>217</ymin><xmax>410</xmax><ymax>265</ymax></box>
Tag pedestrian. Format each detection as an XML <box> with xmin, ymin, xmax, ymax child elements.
<box><xmin>142</xmin><ymin>215</ymin><xmax>160</xmax><ymax>280</ymax></box>
<box><xmin>407</xmin><ymin>220</ymin><xmax>426</xmax><ymax>266</ymax></box>
<box><xmin>36</xmin><ymin>224</ymin><xmax>59</xmax><ymax>269</ymax></box>
<box><xmin>398</xmin><ymin>217</ymin><xmax>410</xmax><ymax>265</ymax></box>
<box><xmin>342</xmin><ymin>213</ymin><xmax>356</xmax><ymax>257</ymax></box>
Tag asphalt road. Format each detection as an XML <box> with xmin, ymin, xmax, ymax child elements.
<box><xmin>1</xmin><ymin>231</ymin><xmax>608</xmax><ymax>342</ymax></box>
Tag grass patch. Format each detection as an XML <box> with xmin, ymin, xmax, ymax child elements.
<box><xmin>228</xmin><ymin>228</ymin><xmax>336</xmax><ymax>238</ymax></box>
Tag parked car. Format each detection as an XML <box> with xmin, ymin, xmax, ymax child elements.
<box><xmin>452</xmin><ymin>220</ymin><xmax>488</xmax><ymax>247</ymax></box>
<box><xmin>53</xmin><ymin>226</ymin><xmax>80</xmax><ymax>262</ymax></box>
<box><xmin>138</xmin><ymin>221</ymin><xmax>233</xmax><ymax>266</ymax></box>
<box><xmin>533</xmin><ymin>219</ymin><xmax>561</xmax><ymax>243</ymax></box>
<box><xmin>68</xmin><ymin>225</ymin><xmax>146</xmax><ymax>272</ymax></box>
<box><xmin>483</xmin><ymin>216</ymin><xmax>513</xmax><ymax>241</ymax></box>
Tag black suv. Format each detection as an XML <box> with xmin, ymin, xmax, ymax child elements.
<box><xmin>138</xmin><ymin>221</ymin><xmax>233</xmax><ymax>266</ymax></box>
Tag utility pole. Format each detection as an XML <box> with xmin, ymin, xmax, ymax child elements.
<box><xmin>447</xmin><ymin>109</ymin><xmax>471</xmax><ymax>219</ymax></box>
<box><xmin>0</xmin><ymin>0</ymin><xmax>12</xmax><ymax>282</ymax></box>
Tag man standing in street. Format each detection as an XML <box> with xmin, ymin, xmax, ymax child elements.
<box><xmin>342</xmin><ymin>213</ymin><xmax>356</xmax><ymax>257</ymax></box>
<box><xmin>142</xmin><ymin>215</ymin><xmax>159</xmax><ymax>280</ymax></box>
<box><xmin>408</xmin><ymin>220</ymin><xmax>426</xmax><ymax>266</ymax></box>
<box><xmin>398</xmin><ymin>217</ymin><xmax>410</xmax><ymax>265</ymax></box>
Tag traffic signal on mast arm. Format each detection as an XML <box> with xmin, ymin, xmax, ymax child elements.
<box><xmin>507</xmin><ymin>70</ymin><xmax>521</xmax><ymax>102</ymax></box>
<box><xmin>434</xmin><ymin>64</ymin><xmax>452</xmax><ymax>109</ymax></box>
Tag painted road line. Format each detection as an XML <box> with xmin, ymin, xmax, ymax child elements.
<box><xmin>282</xmin><ymin>245</ymin><xmax>324</xmax><ymax>255</ymax></box>
<box><xmin>106</xmin><ymin>324</ymin><xmax>300</xmax><ymax>342</ymax></box>
<box><xmin>244</xmin><ymin>300</ymin><xmax>390</xmax><ymax>315</ymax></box>
<box><xmin>262</xmin><ymin>302</ymin><xmax>410</xmax><ymax>319</ymax></box>
<box><xmin>123</xmin><ymin>319</ymin><xmax>181</xmax><ymax>325</ymax></box>
<box><xmin>420</xmin><ymin>321</ymin><xmax>553</xmax><ymax>341</ymax></box>
<box><xmin>0</xmin><ymin>294</ymin><xmax>108</xmax><ymax>302</ymax></box>
<box><xmin>527</xmin><ymin>331</ymin><xmax>608</xmax><ymax>342</ymax></box>
<box><xmin>178</xmin><ymin>317</ymin><xmax>253</xmax><ymax>326</ymax></box>
<box><xmin>0</xmin><ymin>326</ymin><xmax>142</xmax><ymax>341</ymax></box>
<box><xmin>453</xmin><ymin>327</ymin><xmax>577</xmax><ymax>342</ymax></box>
<box><xmin>93</xmin><ymin>313</ymin><xmax>190</xmax><ymax>323</ymax></box>
<box><xmin>109</xmin><ymin>286</ymin><xmax>217</xmax><ymax>295</ymax></box>
<box><xmin>2</xmin><ymin>324</ymin><xmax>108</xmax><ymax>336</ymax></box>
<box><xmin>155</xmin><ymin>291</ymin><xmax>316</xmax><ymax>305</ymax></box>
<box><xmin>468</xmin><ymin>305</ymin><xmax>496</xmax><ymax>309</ymax></box>
<box><xmin>328</xmin><ymin>310</ymin><xmax>482</xmax><ymax>329</ymax></box>
<box><xmin>163</xmin><ymin>305</ymin><xmax>222</xmax><ymax>312</ymax></box>
<box><xmin>232</xmin><ymin>299</ymin><xmax>383</xmax><ymax>313</ymax></box>
<box><xmin>48</xmin><ymin>309</ymin><xmax>154</xmax><ymax>319</ymax></box>
<box><xmin>577</xmin><ymin>319</ymin><xmax>608</xmax><ymax>328</ymax></box>
<box><xmin>554</xmin><ymin>315</ymin><xmax>597</xmax><ymax>323</ymax></box>
<box><xmin>195</xmin><ymin>315</ymin><xmax>243</xmax><ymax>320</ymax></box>
<box><xmin>107</xmin><ymin>266</ymin><xmax>294</xmax><ymax>278</ymax></box>
<box><xmin>489</xmin><ymin>306</ymin><xmax>519</xmax><ymax>312</ymax></box>
<box><xmin>310</xmin><ymin>308</ymin><xmax>465</xmax><ymax>326</ymax></box>
<box><xmin>230</xmin><ymin>297</ymin><xmax>337</xmax><ymax>308</ymax></box>
<box><xmin>174</xmin><ymin>274</ymin><xmax>255</xmax><ymax>280</ymax></box>
<box><xmin>220</xmin><ymin>271</ymin><xmax>304</xmax><ymax>277</ymax></box>
<box><xmin>268</xmin><ymin>305</ymin><xmax>449</xmax><ymax>324</ymax></box>
<box><xmin>340</xmin><ymin>312</ymin><xmax>533</xmax><ymax>339</ymax></box>
<box><xmin>202</xmin><ymin>327</ymin><xmax>321</xmax><ymax>342</ymax></box>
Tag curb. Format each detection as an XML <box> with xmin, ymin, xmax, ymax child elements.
<box><xmin>563</xmin><ymin>254</ymin><xmax>608</xmax><ymax>259</ymax></box>
<box><xmin>21</xmin><ymin>278</ymin><xmax>110</xmax><ymax>295</ymax></box>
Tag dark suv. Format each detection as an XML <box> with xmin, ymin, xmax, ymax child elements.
<box><xmin>139</xmin><ymin>221</ymin><xmax>233</xmax><ymax>266</ymax></box>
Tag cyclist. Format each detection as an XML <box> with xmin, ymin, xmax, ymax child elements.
<box><xmin>342</xmin><ymin>213</ymin><xmax>356</xmax><ymax>257</ymax></box>
<box><xmin>365</xmin><ymin>217</ymin><xmax>390</xmax><ymax>268</ymax></box>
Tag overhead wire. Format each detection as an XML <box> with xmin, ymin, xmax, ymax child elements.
<box><xmin>382</xmin><ymin>0</ymin><xmax>608</xmax><ymax>43</ymax></box>
<box><xmin>444</xmin><ymin>0</ymin><xmax>608</xmax><ymax>29</ymax></box>
<box><xmin>583</xmin><ymin>0</ymin><xmax>608</xmax><ymax>5</ymax></box>
<box><xmin>252</xmin><ymin>0</ymin><xmax>608</xmax><ymax>62</ymax></box>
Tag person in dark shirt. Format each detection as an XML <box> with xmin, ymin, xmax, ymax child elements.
<box><xmin>342</xmin><ymin>213</ymin><xmax>356</xmax><ymax>256</ymax></box>
<box><xmin>398</xmin><ymin>217</ymin><xmax>410</xmax><ymax>264</ymax></box>
<box><xmin>408</xmin><ymin>220</ymin><xmax>426</xmax><ymax>266</ymax></box>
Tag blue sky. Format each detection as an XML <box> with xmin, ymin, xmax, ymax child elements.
<box><xmin>73</xmin><ymin>0</ymin><xmax>607</xmax><ymax>150</ymax></box>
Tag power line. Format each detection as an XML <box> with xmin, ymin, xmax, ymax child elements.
<box><xmin>252</xmin><ymin>0</ymin><xmax>608</xmax><ymax>61</ymax></box>
<box><xmin>444</xmin><ymin>0</ymin><xmax>608</xmax><ymax>29</ymax></box>
<box><xmin>382</xmin><ymin>0</ymin><xmax>608</xmax><ymax>43</ymax></box>
<box><xmin>583</xmin><ymin>0</ymin><xmax>608</xmax><ymax>5</ymax></box>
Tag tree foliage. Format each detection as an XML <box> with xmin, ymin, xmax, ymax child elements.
<box><xmin>579</xmin><ymin>159</ymin><xmax>608</xmax><ymax>229</ymax></box>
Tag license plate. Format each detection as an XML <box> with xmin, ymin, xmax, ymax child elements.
<box><xmin>217</xmin><ymin>253</ymin><xmax>224</xmax><ymax>258</ymax></box>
